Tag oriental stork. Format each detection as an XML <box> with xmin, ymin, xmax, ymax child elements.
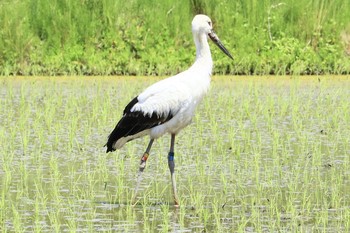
<box><xmin>105</xmin><ymin>14</ymin><xmax>233</xmax><ymax>206</ymax></box>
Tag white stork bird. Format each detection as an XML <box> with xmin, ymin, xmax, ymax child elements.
<box><xmin>105</xmin><ymin>14</ymin><xmax>233</xmax><ymax>206</ymax></box>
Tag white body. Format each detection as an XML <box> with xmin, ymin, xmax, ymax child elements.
<box><xmin>136</xmin><ymin>59</ymin><xmax>212</xmax><ymax>138</ymax></box>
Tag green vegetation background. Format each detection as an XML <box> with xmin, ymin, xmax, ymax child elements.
<box><xmin>1</xmin><ymin>0</ymin><xmax>350</xmax><ymax>76</ymax></box>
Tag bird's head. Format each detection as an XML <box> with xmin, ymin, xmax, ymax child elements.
<box><xmin>191</xmin><ymin>14</ymin><xmax>213</xmax><ymax>35</ymax></box>
<box><xmin>191</xmin><ymin>14</ymin><xmax>233</xmax><ymax>60</ymax></box>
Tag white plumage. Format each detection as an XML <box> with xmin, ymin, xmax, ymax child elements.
<box><xmin>105</xmin><ymin>14</ymin><xmax>232</xmax><ymax>206</ymax></box>
<box><xmin>110</xmin><ymin>60</ymin><xmax>211</xmax><ymax>149</ymax></box>
<box><xmin>134</xmin><ymin>63</ymin><xmax>210</xmax><ymax>134</ymax></box>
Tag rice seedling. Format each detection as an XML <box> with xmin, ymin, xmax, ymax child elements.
<box><xmin>0</xmin><ymin>76</ymin><xmax>349</xmax><ymax>232</ymax></box>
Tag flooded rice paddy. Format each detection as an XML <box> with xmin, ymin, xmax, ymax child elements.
<box><xmin>0</xmin><ymin>76</ymin><xmax>349</xmax><ymax>232</ymax></box>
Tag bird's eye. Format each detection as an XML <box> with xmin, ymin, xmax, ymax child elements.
<box><xmin>208</xmin><ymin>21</ymin><xmax>212</xmax><ymax>27</ymax></box>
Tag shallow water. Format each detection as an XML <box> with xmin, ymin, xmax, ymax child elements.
<box><xmin>0</xmin><ymin>76</ymin><xmax>349</xmax><ymax>232</ymax></box>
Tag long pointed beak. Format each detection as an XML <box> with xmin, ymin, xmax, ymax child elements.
<box><xmin>208</xmin><ymin>30</ymin><xmax>233</xmax><ymax>60</ymax></box>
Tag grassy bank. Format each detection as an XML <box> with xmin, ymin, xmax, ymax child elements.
<box><xmin>1</xmin><ymin>0</ymin><xmax>350</xmax><ymax>75</ymax></box>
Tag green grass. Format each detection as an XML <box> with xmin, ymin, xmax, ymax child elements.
<box><xmin>0</xmin><ymin>76</ymin><xmax>349</xmax><ymax>232</ymax></box>
<box><xmin>1</xmin><ymin>0</ymin><xmax>350</xmax><ymax>75</ymax></box>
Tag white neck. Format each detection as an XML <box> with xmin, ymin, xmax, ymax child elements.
<box><xmin>194</xmin><ymin>33</ymin><xmax>212</xmax><ymax>60</ymax></box>
<box><xmin>193</xmin><ymin>32</ymin><xmax>213</xmax><ymax>73</ymax></box>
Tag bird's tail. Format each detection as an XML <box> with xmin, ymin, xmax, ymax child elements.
<box><xmin>105</xmin><ymin>132</ymin><xmax>118</xmax><ymax>153</ymax></box>
<box><xmin>104</xmin><ymin>142</ymin><xmax>116</xmax><ymax>153</ymax></box>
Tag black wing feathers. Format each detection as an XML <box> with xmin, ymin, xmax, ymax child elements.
<box><xmin>123</xmin><ymin>96</ymin><xmax>138</xmax><ymax>114</ymax></box>
<box><xmin>105</xmin><ymin>96</ymin><xmax>173</xmax><ymax>153</ymax></box>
